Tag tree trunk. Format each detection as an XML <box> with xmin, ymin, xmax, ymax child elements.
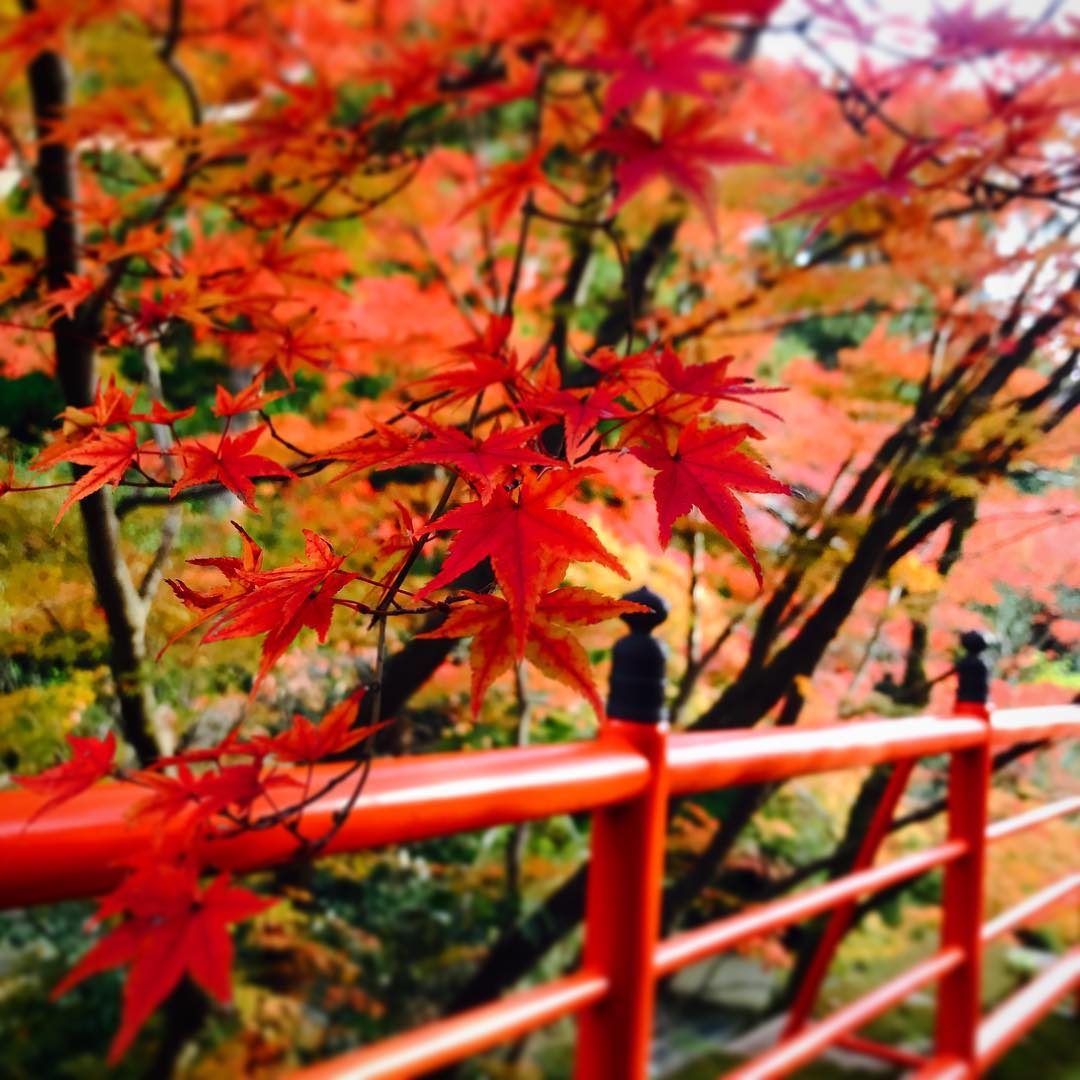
<box><xmin>25</xmin><ymin>31</ymin><xmax>160</xmax><ymax>764</ymax></box>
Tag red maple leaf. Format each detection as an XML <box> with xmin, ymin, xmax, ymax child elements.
<box><xmin>248</xmin><ymin>688</ymin><xmax>387</xmax><ymax>762</ymax></box>
<box><xmin>453</xmin><ymin>313</ymin><xmax>514</xmax><ymax>360</ymax></box>
<box><xmin>14</xmin><ymin>731</ymin><xmax>117</xmax><ymax>824</ymax></box>
<box><xmin>774</xmin><ymin>141</ymin><xmax>936</xmax><ymax>241</ymax></box>
<box><xmin>327</xmin><ymin>418</ymin><xmax>417</xmax><ymax>483</ymax></box>
<box><xmin>415</xmin><ymin>316</ymin><xmax>540</xmax><ymax>406</ymax></box>
<box><xmin>162</xmin><ymin>522</ymin><xmax>266</xmax><ymax>650</ymax></box>
<box><xmin>52</xmin><ymin>864</ymin><xmax>273</xmax><ymax>1063</ymax></box>
<box><xmin>417</xmin><ymin>470</ymin><xmax>628</xmax><ymax>656</ymax></box>
<box><xmin>522</xmin><ymin>386</ymin><xmax>629</xmax><ymax>464</ymax></box>
<box><xmin>416</xmin><ymin>349</ymin><xmax>536</xmax><ymax>405</ymax></box>
<box><xmin>129</xmin><ymin>760</ymin><xmax>299</xmax><ymax>827</ymax></box>
<box><xmin>46</xmin><ymin>272</ymin><xmax>99</xmax><ymax>321</ymax></box>
<box><xmin>212</xmin><ymin>376</ymin><xmax>288</xmax><ymax>418</ymax></box>
<box><xmin>655</xmin><ymin>346</ymin><xmax>786</xmax><ymax>418</ymax></box>
<box><xmin>36</xmin><ymin>427</ymin><xmax>141</xmax><ymax>524</ymax></box>
<box><xmin>598</xmin><ymin>345</ymin><xmax>783</xmax><ymax>448</ymax></box>
<box><xmin>588</xmin><ymin>34</ymin><xmax>736</xmax><ymax>119</ymax></box>
<box><xmin>456</xmin><ymin>148</ymin><xmax>549</xmax><ymax>232</ymax></box>
<box><xmin>397</xmin><ymin>419</ymin><xmax>557</xmax><ymax>501</ymax></box>
<box><xmin>420</xmin><ymin>587</ymin><xmax>647</xmax><ymax>716</ymax></box>
<box><xmin>631</xmin><ymin>421</ymin><xmax>789</xmax><ymax>582</ymax></box>
<box><xmin>29</xmin><ymin>375</ymin><xmax>142</xmax><ymax>479</ymax></box>
<box><xmin>132</xmin><ymin>400</ymin><xmax>196</xmax><ymax>425</ymax></box>
<box><xmin>594</xmin><ymin>106</ymin><xmax>774</xmax><ymax>229</ymax></box>
<box><xmin>192</xmin><ymin>529</ymin><xmax>359</xmax><ymax>688</ymax></box>
<box><xmin>171</xmin><ymin>426</ymin><xmax>296</xmax><ymax>510</ymax></box>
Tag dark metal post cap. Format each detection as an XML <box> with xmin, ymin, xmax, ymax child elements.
<box><xmin>619</xmin><ymin>585</ymin><xmax>669</xmax><ymax>633</ymax></box>
<box><xmin>956</xmin><ymin>629</ymin><xmax>993</xmax><ymax>706</ymax></box>
<box><xmin>606</xmin><ymin>586</ymin><xmax>668</xmax><ymax>724</ymax></box>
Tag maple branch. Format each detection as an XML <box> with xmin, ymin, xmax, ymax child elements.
<box><xmin>138</xmin><ymin>509</ymin><xmax>181</xmax><ymax>602</ymax></box>
<box><xmin>880</xmin><ymin>497</ymin><xmax>972</xmax><ymax>572</ymax></box>
<box><xmin>522</xmin><ymin>207</ymin><xmax>639</xmax><ymax>347</ymax></box>
<box><xmin>502</xmin><ymin>193</ymin><xmax>535</xmax><ymax>317</ymax></box>
<box><xmin>259</xmin><ymin>410</ymin><xmax>314</xmax><ymax>458</ymax></box>
<box><xmin>504</xmin><ymin>661</ymin><xmax>533</xmax><ymax>917</ymax></box>
<box><xmin>800</xmin><ymin>30</ymin><xmax>938</xmax><ymax>149</ymax></box>
<box><xmin>694</xmin><ymin>279</ymin><xmax>1077</xmax><ymax>736</ymax></box>
<box><xmin>668</xmin><ymin>608</ymin><xmax>749</xmax><ymax>728</ymax></box>
<box><xmin>208</xmin><ymin>757</ymin><xmax>369</xmax><ymax>844</ymax></box>
<box><xmin>529</xmin><ymin>207</ymin><xmax>609</xmax><ymax>231</ymax></box>
<box><xmin>137</xmin><ymin>344</ymin><xmax>182</xmax><ymax>602</ymax></box>
<box><xmin>367</xmin><ymin>390</ymin><xmax>486</xmax><ymax>628</ymax></box>
<box><xmin>604</xmin><ymin>221</ymin><xmax>637</xmax><ymax>353</ymax></box>
<box><xmin>157</xmin><ymin>0</ymin><xmax>203</xmax><ymax>126</ymax></box>
<box><xmin>580</xmin><ymin>215</ymin><xmax>682</xmax><ymax>370</ymax></box>
<box><xmin>286</xmin><ymin>629</ymin><xmax>386</xmax><ymax>859</ymax></box>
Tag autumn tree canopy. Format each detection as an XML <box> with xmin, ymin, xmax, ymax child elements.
<box><xmin>0</xmin><ymin>0</ymin><xmax>1077</xmax><ymax>1070</ymax></box>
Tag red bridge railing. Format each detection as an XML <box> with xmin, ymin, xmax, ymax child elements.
<box><xmin>0</xmin><ymin>604</ymin><xmax>1077</xmax><ymax>1079</ymax></box>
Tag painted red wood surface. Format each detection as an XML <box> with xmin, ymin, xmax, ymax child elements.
<box><xmin>0</xmin><ymin>704</ymin><xmax>1077</xmax><ymax>1079</ymax></box>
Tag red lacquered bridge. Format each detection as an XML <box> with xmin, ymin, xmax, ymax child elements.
<box><xmin>0</xmin><ymin>611</ymin><xmax>1077</xmax><ymax>1079</ymax></box>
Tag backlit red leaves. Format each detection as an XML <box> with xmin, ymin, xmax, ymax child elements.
<box><xmin>415</xmin><ymin>316</ymin><xmax>550</xmax><ymax>406</ymax></box>
<box><xmin>420</xmin><ymin>588</ymin><xmax>646</xmax><ymax>716</ymax></box>
<box><xmin>327</xmin><ymin>419</ymin><xmax>417</xmax><ymax>483</ymax></box>
<box><xmin>52</xmin><ymin>864</ymin><xmax>273</xmax><ymax>1063</ymax></box>
<box><xmin>249</xmin><ymin>688</ymin><xmax>386</xmax><ymax>762</ymax></box>
<box><xmin>129</xmin><ymin>761</ymin><xmax>298</xmax><ymax>827</ymax></box>
<box><xmin>632</xmin><ymin>422</ymin><xmax>789</xmax><ymax>583</ymax></box>
<box><xmin>588</xmin><ymin>34</ymin><xmax>736</xmax><ymax>119</ymax></box>
<box><xmin>46</xmin><ymin>272</ymin><xmax>99</xmax><ymax>320</ymax></box>
<box><xmin>14</xmin><ymin>731</ymin><xmax>116</xmax><ymax>824</ymax></box>
<box><xmin>595</xmin><ymin>107</ymin><xmax>773</xmax><ymax>228</ymax></box>
<box><xmin>167</xmin><ymin>527</ymin><xmax>358</xmax><ymax>688</ymax></box>
<box><xmin>522</xmin><ymin>386</ymin><xmax>629</xmax><ymax>464</ymax></box>
<box><xmin>775</xmin><ymin>142</ymin><xmax>936</xmax><ymax>241</ymax></box>
<box><xmin>397</xmin><ymin>419</ymin><xmax>556</xmax><ymax>502</ymax></box>
<box><xmin>171</xmin><ymin>426</ymin><xmax>296</xmax><ymax>510</ymax></box>
<box><xmin>212</xmin><ymin>376</ymin><xmax>288</xmax><ymax>418</ymax></box>
<box><xmin>602</xmin><ymin>344</ymin><xmax>783</xmax><ymax>447</ymax></box>
<box><xmin>38</xmin><ymin>428</ymin><xmax>140</xmax><ymax>524</ymax></box>
<box><xmin>456</xmin><ymin>148</ymin><xmax>549</xmax><ymax>231</ymax></box>
<box><xmin>29</xmin><ymin>375</ymin><xmax>295</xmax><ymax>519</ymax></box>
<box><xmin>418</xmin><ymin>470</ymin><xmax>628</xmax><ymax>656</ymax></box>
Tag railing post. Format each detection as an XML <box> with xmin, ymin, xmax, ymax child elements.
<box><xmin>935</xmin><ymin>631</ymin><xmax>993</xmax><ymax>1070</ymax></box>
<box><xmin>575</xmin><ymin>587</ymin><xmax>670</xmax><ymax>1080</ymax></box>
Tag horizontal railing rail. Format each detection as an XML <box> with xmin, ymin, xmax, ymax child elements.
<box><xmin>1</xmin><ymin>708</ymin><xmax>1073</xmax><ymax>908</ymax></box>
<box><xmin>1</xmin><ymin>597</ymin><xmax>1076</xmax><ymax>1080</ymax></box>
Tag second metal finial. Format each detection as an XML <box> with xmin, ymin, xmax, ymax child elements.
<box><xmin>956</xmin><ymin>629</ymin><xmax>993</xmax><ymax>706</ymax></box>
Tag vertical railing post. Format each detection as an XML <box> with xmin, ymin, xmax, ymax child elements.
<box><xmin>935</xmin><ymin>631</ymin><xmax>993</xmax><ymax>1070</ymax></box>
<box><xmin>575</xmin><ymin>587</ymin><xmax>670</xmax><ymax>1080</ymax></box>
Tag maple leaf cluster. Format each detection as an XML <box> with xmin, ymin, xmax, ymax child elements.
<box><xmin>27</xmin><ymin>376</ymin><xmax>293</xmax><ymax>523</ymax></box>
<box><xmin>13</xmin><ymin>688</ymin><xmax>383</xmax><ymax>1057</ymax></box>
<box><xmin>0</xmin><ymin>1</ymin><xmax>806</xmax><ymax>1048</ymax></box>
<box><xmin>6</xmin><ymin>0</ymin><xmax>1077</xmax><ymax>1064</ymax></box>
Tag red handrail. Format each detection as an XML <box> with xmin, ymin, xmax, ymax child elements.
<box><xmin>0</xmin><ymin>704</ymin><xmax>1077</xmax><ymax>1078</ymax></box>
<box><xmin>287</xmin><ymin>971</ymin><xmax>609</xmax><ymax>1080</ymax></box>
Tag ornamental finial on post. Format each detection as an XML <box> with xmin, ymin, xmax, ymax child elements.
<box><xmin>955</xmin><ymin>630</ymin><xmax>992</xmax><ymax>708</ymax></box>
<box><xmin>606</xmin><ymin>586</ymin><xmax>669</xmax><ymax>724</ymax></box>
